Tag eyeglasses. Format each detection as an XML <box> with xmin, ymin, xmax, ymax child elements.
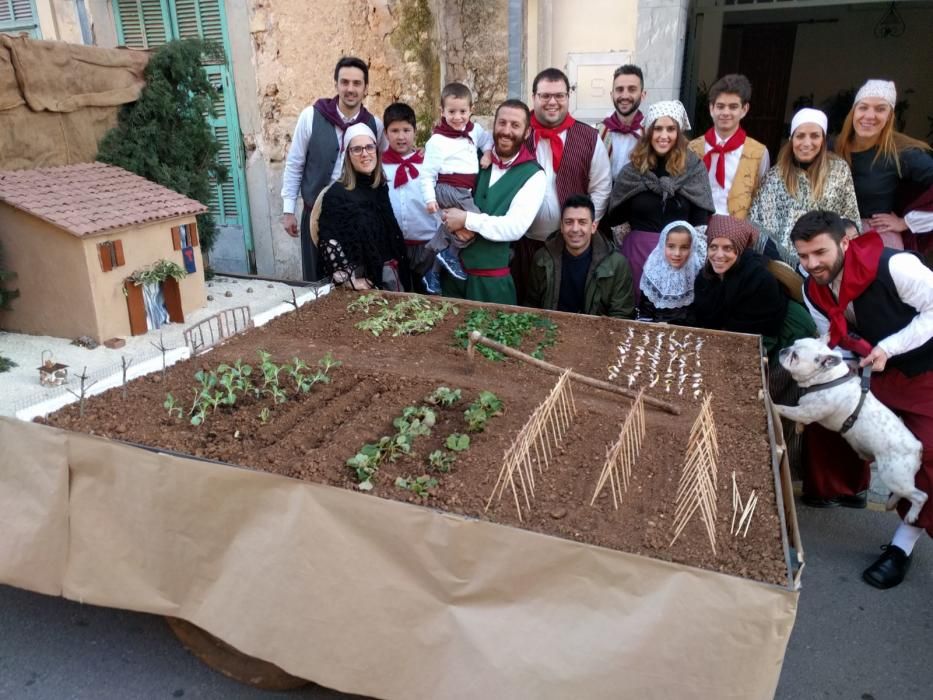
<box><xmin>348</xmin><ymin>143</ymin><xmax>377</xmax><ymax>155</ymax></box>
<box><xmin>536</xmin><ymin>92</ymin><xmax>569</xmax><ymax>103</ymax></box>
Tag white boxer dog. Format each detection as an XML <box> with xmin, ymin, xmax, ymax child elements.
<box><xmin>774</xmin><ymin>337</ymin><xmax>927</xmax><ymax>523</ymax></box>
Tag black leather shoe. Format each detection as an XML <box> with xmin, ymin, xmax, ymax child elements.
<box><xmin>800</xmin><ymin>491</ymin><xmax>867</xmax><ymax>509</ymax></box>
<box><xmin>862</xmin><ymin>544</ymin><xmax>911</xmax><ymax>590</ymax></box>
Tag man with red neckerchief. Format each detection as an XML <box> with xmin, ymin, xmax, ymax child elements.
<box><xmin>792</xmin><ymin>209</ymin><xmax>933</xmax><ymax>590</ymax></box>
<box><xmin>598</xmin><ymin>64</ymin><xmax>647</xmax><ymax>183</ymax></box>
<box><xmin>516</xmin><ymin>68</ymin><xmax>611</xmax><ymax>304</ymax></box>
<box><xmin>688</xmin><ymin>74</ymin><xmax>769</xmax><ymax>220</ymax></box>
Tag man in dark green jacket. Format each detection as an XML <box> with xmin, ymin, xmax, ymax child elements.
<box><xmin>526</xmin><ymin>193</ymin><xmax>635</xmax><ymax>318</ymax></box>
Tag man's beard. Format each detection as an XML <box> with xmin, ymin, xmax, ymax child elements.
<box><xmin>616</xmin><ymin>97</ymin><xmax>641</xmax><ymax>118</ymax></box>
<box><xmin>811</xmin><ymin>246</ymin><xmax>846</xmax><ymax>285</ymax></box>
<box><xmin>495</xmin><ymin>134</ymin><xmax>520</xmax><ymax>159</ymax></box>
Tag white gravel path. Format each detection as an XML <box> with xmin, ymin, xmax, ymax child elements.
<box><xmin>0</xmin><ymin>276</ymin><xmax>328</xmax><ymax>419</ymax></box>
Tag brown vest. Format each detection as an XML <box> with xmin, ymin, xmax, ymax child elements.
<box><xmin>688</xmin><ymin>136</ymin><xmax>767</xmax><ymax>219</ymax></box>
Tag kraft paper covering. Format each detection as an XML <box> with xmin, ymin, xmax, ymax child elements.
<box><xmin>0</xmin><ymin>36</ymin><xmax>147</xmax><ymax>170</ymax></box>
<box><xmin>0</xmin><ymin>416</ymin><xmax>798</xmax><ymax>700</ymax></box>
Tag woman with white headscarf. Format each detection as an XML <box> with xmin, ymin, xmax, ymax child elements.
<box><xmin>638</xmin><ymin>220</ymin><xmax>706</xmax><ymax>325</ymax></box>
<box><xmin>749</xmin><ymin>107</ymin><xmax>860</xmax><ymax>266</ymax></box>
<box><xmin>607</xmin><ymin>100</ymin><xmax>714</xmax><ymax>303</ymax></box>
<box><xmin>835</xmin><ymin>79</ymin><xmax>933</xmax><ymax>251</ymax></box>
<box><xmin>317</xmin><ymin>122</ymin><xmax>412</xmax><ymax>291</ymax></box>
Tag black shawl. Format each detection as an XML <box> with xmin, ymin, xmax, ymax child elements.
<box><xmin>318</xmin><ymin>173</ymin><xmax>412</xmax><ymax>290</ymax></box>
<box><xmin>693</xmin><ymin>249</ymin><xmax>786</xmax><ymax>338</ymax></box>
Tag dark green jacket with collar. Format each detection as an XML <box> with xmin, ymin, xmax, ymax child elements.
<box><xmin>527</xmin><ymin>233</ymin><xmax>635</xmax><ymax>319</ymax></box>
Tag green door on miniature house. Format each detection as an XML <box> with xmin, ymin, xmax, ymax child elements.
<box><xmin>112</xmin><ymin>0</ymin><xmax>254</xmax><ymax>273</ymax></box>
<box><xmin>0</xmin><ymin>0</ymin><xmax>40</xmax><ymax>37</ymax></box>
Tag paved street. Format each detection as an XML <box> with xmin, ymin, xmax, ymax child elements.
<box><xmin>1</xmin><ymin>502</ymin><xmax>930</xmax><ymax>700</ymax></box>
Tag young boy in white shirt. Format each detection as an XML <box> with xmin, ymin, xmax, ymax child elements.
<box><xmin>381</xmin><ymin>103</ymin><xmax>439</xmax><ymax>293</ymax></box>
<box><xmin>420</xmin><ymin>82</ymin><xmax>492</xmax><ymax>293</ymax></box>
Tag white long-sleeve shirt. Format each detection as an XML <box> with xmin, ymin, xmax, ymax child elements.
<box><xmin>420</xmin><ymin>123</ymin><xmax>493</xmax><ymax>204</ymax></box>
<box><xmin>463</xmin><ymin>155</ymin><xmax>547</xmax><ymax>243</ymax></box>
<box><xmin>804</xmin><ymin>252</ymin><xmax>933</xmax><ymax>359</ymax></box>
<box><xmin>384</xmin><ymin>155</ymin><xmax>441</xmax><ymax>243</ymax></box>
<box><xmin>528</xmin><ymin>133</ymin><xmax>611</xmax><ymax>241</ymax></box>
<box><xmin>700</xmin><ymin>131</ymin><xmax>771</xmax><ymax>216</ymax></box>
<box><xmin>280</xmin><ymin>105</ymin><xmax>384</xmax><ymax>214</ymax></box>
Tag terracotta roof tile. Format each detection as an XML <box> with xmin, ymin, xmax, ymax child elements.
<box><xmin>0</xmin><ymin>162</ymin><xmax>209</xmax><ymax>237</ymax></box>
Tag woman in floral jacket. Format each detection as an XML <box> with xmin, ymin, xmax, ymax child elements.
<box><xmin>749</xmin><ymin>108</ymin><xmax>860</xmax><ymax>267</ymax></box>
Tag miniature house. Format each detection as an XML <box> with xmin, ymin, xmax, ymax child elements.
<box><xmin>0</xmin><ymin>162</ymin><xmax>207</xmax><ymax>342</ymax></box>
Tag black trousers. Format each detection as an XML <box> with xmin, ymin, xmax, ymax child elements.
<box><xmin>299</xmin><ymin>203</ymin><xmax>323</xmax><ymax>282</ymax></box>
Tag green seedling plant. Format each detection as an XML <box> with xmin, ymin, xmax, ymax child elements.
<box><xmin>163</xmin><ymin>393</ymin><xmax>183</xmax><ymax>420</ymax></box>
<box><xmin>446</xmin><ymin>433</ymin><xmax>471</xmax><ymax>452</ymax></box>
<box><xmin>425</xmin><ymin>386</ymin><xmax>462</xmax><ymax>407</ymax></box>
<box><xmin>346</xmin><ymin>293</ymin><xmax>388</xmax><ymax>314</ymax></box>
<box><xmin>393</xmin><ymin>406</ymin><xmax>437</xmax><ymax>438</ymax></box>
<box><xmin>259</xmin><ymin>406</ymin><xmax>271</xmax><ymax>424</ymax></box>
<box><xmin>463</xmin><ymin>391</ymin><xmax>504</xmax><ymax>432</ymax></box>
<box><xmin>427</xmin><ymin>450</ymin><xmax>456</xmax><ymax>473</ymax></box>
<box><xmin>394</xmin><ymin>475</ymin><xmax>438</xmax><ymax>498</ymax></box>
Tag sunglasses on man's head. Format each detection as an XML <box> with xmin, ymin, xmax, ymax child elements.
<box><xmin>348</xmin><ymin>143</ymin><xmax>377</xmax><ymax>155</ymax></box>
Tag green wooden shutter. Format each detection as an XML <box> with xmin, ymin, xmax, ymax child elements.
<box><xmin>171</xmin><ymin>0</ymin><xmax>226</xmax><ymax>50</ymax></box>
<box><xmin>0</xmin><ymin>0</ymin><xmax>40</xmax><ymax>37</ymax></box>
<box><xmin>205</xmin><ymin>65</ymin><xmax>241</xmax><ymax>226</ymax></box>
<box><xmin>113</xmin><ymin>0</ymin><xmax>171</xmax><ymax>49</ymax></box>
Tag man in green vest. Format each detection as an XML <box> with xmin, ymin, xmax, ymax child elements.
<box><xmin>440</xmin><ymin>100</ymin><xmax>546</xmax><ymax>305</ymax></box>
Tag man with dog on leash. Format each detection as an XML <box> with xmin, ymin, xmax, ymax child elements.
<box><xmin>791</xmin><ymin>210</ymin><xmax>933</xmax><ymax>589</ymax></box>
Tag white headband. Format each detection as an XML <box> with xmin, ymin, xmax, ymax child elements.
<box><xmin>644</xmin><ymin>100</ymin><xmax>691</xmax><ymax>132</ymax></box>
<box><xmin>790</xmin><ymin>108</ymin><xmax>828</xmax><ymax>136</ymax></box>
<box><xmin>343</xmin><ymin>122</ymin><xmax>377</xmax><ymax>147</ymax></box>
<box><xmin>854</xmin><ymin>80</ymin><xmax>896</xmax><ymax>109</ymax></box>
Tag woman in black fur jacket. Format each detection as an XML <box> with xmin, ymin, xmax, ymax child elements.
<box><xmin>318</xmin><ymin>123</ymin><xmax>412</xmax><ymax>291</ymax></box>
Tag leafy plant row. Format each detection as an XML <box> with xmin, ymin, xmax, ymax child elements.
<box><xmin>164</xmin><ymin>350</ymin><xmax>341</xmax><ymax>427</ymax></box>
<box><xmin>453</xmin><ymin>309</ymin><xmax>558</xmax><ymax>361</ymax></box>
<box><xmin>347</xmin><ymin>293</ymin><xmax>458</xmax><ymax>337</ymax></box>
<box><xmin>347</xmin><ymin>386</ymin><xmax>504</xmax><ymax>497</ymax></box>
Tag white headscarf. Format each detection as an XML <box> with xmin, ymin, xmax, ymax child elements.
<box><xmin>790</xmin><ymin>108</ymin><xmax>828</xmax><ymax>136</ymax></box>
<box><xmin>854</xmin><ymin>80</ymin><xmax>896</xmax><ymax>109</ymax></box>
<box><xmin>343</xmin><ymin>122</ymin><xmax>377</xmax><ymax>147</ymax></box>
<box><xmin>640</xmin><ymin>220</ymin><xmax>707</xmax><ymax>309</ymax></box>
<box><xmin>644</xmin><ymin>100</ymin><xmax>692</xmax><ymax>132</ymax></box>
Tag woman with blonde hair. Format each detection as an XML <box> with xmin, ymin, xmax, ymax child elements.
<box><xmin>607</xmin><ymin>100</ymin><xmax>714</xmax><ymax>301</ymax></box>
<box><xmin>317</xmin><ymin>123</ymin><xmax>412</xmax><ymax>290</ymax></box>
<box><xmin>750</xmin><ymin>108</ymin><xmax>860</xmax><ymax>266</ymax></box>
<box><xmin>835</xmin><ymin>79</ymin><xmax>933</xmax><ymax>250</ymax></box>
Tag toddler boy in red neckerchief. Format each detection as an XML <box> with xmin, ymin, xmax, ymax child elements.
<box><xmin>420</xmin><ymin>82</ymin><xmax>493</xmax><ymax>293</ymax></box>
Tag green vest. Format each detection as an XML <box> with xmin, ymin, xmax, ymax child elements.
<box><xmin>442</xmin><ymin>160</ymin><xmax>541</xmax><ymax>304</ymax></box>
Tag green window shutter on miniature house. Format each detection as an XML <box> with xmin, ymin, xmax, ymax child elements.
<box><xmin>0</xmin><ymin>0</ymin><xmax>41</xmax><ymax>38</ymax></box>
<box><xmin>113</xmin><ymin>0</ymin><xmax>253</xmax><ymax>263</ymax></box>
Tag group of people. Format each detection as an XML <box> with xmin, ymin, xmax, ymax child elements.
<box><xmin>282</xmin><ymin>56</ymin><xmax>933</xmax><ymax>590</ymax></box>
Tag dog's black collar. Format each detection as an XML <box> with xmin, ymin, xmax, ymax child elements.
<box><xmin>800</xmin><ymin>366</ymin><xmax>872</xmax><ymax>434</ymax></box>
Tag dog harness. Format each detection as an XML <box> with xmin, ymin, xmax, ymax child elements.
<box><xmin>799</xmin><ymin>365</ymin><xmax>873</xmax><ymax>434</ymax></box>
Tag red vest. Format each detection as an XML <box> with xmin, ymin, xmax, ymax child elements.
<box><xmin>527</xmin><ymin>121</ymin><xmax>598</xmax><ymax>207</ymax></box>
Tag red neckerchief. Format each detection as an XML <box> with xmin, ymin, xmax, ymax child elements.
<box><xmin>530</xmin><ymin>113</ymin><xmax>576</xmax><ymax>171</ymax></box>
<box><xmin>602</xmin><ymin>110</ymin><xmax>643</xmax><ymax>136</ymax></box>
<box><xmin>703</xmin><ymin>128</ymin><xmax>747</xmax><ymax>189</ymax></box>
<box><xmin>432</xmin><ymin>118</ymin><xmax>474</xmax><ymax>143</ymax></box>
<box><xmin>382</xmin><ymin>149</ymin><xmax>424</xmax><ymax>188</ymax></box>
<box><xmin>807</xmin><ymin>232</ymin><xmax>884</xmax><ymax>357</ymax></box>
<box><xmin>490</xmin><ymin>144</ymin><xmax>536</xmax><ymax>170</ymax></box>
<box><xmin>313</xmin><ymin>97</ymin><xmax>373</xmax><ymax>148</ymax></box>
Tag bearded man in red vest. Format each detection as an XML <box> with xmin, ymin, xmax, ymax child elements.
<box><xmin>512</xmin><ymin>68</ymin><xmax>612</xmax><ymax>304</ymax></box>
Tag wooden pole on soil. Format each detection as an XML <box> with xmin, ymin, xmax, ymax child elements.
<box><xmin>467</xmin><ymin>331</ymin><xmax>680</xmax><ymax>415</ymax></box>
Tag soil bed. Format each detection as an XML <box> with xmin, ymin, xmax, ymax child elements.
<box><xmin>42</xmin><ymin>289</ymin><xmax>787</xmax><ymax>585</ymax></box>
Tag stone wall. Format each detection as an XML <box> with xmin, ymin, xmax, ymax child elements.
<box><xmin>242</xmin><ymin>0</ymin><xmax>509</xmax><ymax>278</ymax></box>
